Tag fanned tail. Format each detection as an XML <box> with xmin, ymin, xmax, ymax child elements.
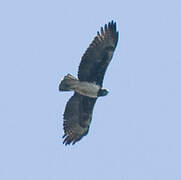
<box><xmin>59</xmin><ymin>74</ymin><xmax>79</xmax><ymax>91</ymax></box>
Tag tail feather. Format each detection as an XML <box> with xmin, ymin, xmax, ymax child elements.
<box><xmin>59</xmin><ymin>74</ymin><xmax>79</xmax><ymax>91</ymax></box>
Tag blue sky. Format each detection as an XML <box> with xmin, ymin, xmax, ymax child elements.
<box><xmin>0</xmin><ymin>0</ymin><xmax>181</xmax><ymax>179</ymax></box>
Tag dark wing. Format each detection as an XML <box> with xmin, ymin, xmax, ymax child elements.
<box><xmin>78</xmin><ymin>21</ymin><xmax>119</xmax><ymax>86</ymax></box>
<box><xmin>63</xmin><ymin>92</ymin><xmax>97</xmax><ymax>145</ymax></box>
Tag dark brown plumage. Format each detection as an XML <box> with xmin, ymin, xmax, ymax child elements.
<box><xmin>78</xmin><ymin>21</ymin><xmax>119</xmax><ymax>86</ymax></box>
<box><xmin>60</xmin><ymin>21</ymin><xmax>119</xmax><ymax>145</ymax></box>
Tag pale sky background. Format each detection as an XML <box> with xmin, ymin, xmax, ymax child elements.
<box><xmin>0</xmin><ymin>0</ymin><xmax>181</xmax><ymax>179</ymax></box>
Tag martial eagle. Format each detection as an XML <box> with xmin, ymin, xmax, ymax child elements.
<box><xmin>59</xmin><ymin>21</ymin><xmax>119</xmax><ymax>145</ymax></box>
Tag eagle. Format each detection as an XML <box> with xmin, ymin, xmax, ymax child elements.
<box><xmin>59</xmin><ymin>21</ymin><xmax>119</xmax><ymax>145</ymax></box>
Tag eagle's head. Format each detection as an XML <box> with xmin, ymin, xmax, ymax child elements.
<box><xmin>98</xmin><ymin>88</ymin><xmax>109</xmax><ymax>97</ymax></box>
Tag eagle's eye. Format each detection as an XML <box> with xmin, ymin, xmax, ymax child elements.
<box><xmin>98</xmin><ymin>89</ymin><xmax>109</xmax><ymax>97</ymax></box>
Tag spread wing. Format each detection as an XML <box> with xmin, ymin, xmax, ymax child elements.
<box><xmin>63</xmin><ymin>93</ymin><xmax>97</xmax><ymax>145</ymax></box>
<box><xmin>78</xmin><ymin>21</ymin><xmax>119</xmax><ymax>86</ymax></box>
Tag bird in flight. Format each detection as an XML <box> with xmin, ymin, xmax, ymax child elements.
<box><xmin>59</xmin><ymin>21</ymin><xmax>119</xmax><ymax>145</ymax></box>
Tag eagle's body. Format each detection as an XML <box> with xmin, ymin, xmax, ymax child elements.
<box><xmin>73</xmin><ymin>81</ymin><xmax>100</xmax><ymax>98</ymax></box>
<box><xmin>59</xmin><ymin>74</ymin><xmax>103</xmax><ymax>98</ymax></box>
<box><xmin>59</xmin><ymin>21</ymin><xmax>118</xmax><ymax>145</ymax></box>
